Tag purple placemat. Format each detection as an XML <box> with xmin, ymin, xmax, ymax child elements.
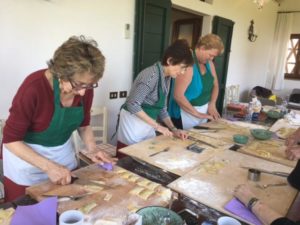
<box><xmin>224</xmin><ymin>198</ymin><xmax>262</xmax><ymax>225</ymax></box>
<box><xmin>11</xmin><ymin>197</ymin><xmax>57</xmax><ymax>225</ymax></box>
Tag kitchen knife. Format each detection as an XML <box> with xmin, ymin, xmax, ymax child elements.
<box><xmin>187</xmin><ymin>136</ymin><xmax>217</xmax><ymax>148</ymax></box>
<box><xmin>193</xmin><ymin>125</ymin><xmax>224</xmax><ymax>130</ymax></box>
<box><xmin>42</xmin><ymin>193</ymin><xmax>92</xmax><ymax>200</ymax></box>
<box><xmin>241</xmin><ymin>166</ymin><xmax>289</xmax><ymax>177</ymax></box>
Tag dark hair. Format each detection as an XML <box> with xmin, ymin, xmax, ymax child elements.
<box><xmin>47</xmin><ymin>35</ymin><xmax>105</xmax><ymax>81</ymax></box>
<box><xmin>161</xmin><ymin>39</ymin><xmax>193</xmax><ymax>66</ymax></box>
<box><xmin>251</xmin><ymin>86</ymin><xmax>273</xmax><ymax>98</ymax></box>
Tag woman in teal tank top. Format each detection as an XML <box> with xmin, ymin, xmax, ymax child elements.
<box><xmin>168</xmin><ymin>34</ymin><xmax>224</xmax><ymax>129</ymax></box>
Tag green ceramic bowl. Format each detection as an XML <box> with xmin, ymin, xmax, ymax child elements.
<box><xmin>250</xmin><ymin>129</ymin><xmax>273</xmax><ymax>140</ymax></box>
<box><xmin>233</xmin><ymin>134</ymin><xmax>249</xmax><ymax>144</ymax></box>
<box><xmin>267</xmin><ymin>110</ymin><xmax>283</xmax><ymax>119</ymax></box>
<box><xmin>137</xmin><ymin>206</ymin><xmax>183</xmax><ymax>225</ymax></box>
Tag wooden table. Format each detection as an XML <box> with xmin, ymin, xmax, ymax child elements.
<box><xmin>26</xmin><ymin>164</ymin><xmax>172</xmax><ymax>224</ymax></box>
<box><xmin>120</xmin><ymin>118</ymin><xmax>299</xmax><ymax>224</ymax></box>
<box><xmin>23</xmin><ymin>118</ymin><xmax>299</xmax><ymax>224</ymax></box>
<box><xmin>189</xmin><ymin>119</ymin><xmax>297</xmax><ymax>168</ymax></box>
<box><xmin>119</xmin><ymin>135</ymin><xmax>224</xmax><ymax>176</ymax></box>
<box><xmin>167</xmin><ymin>150</ymin><xmax>298</xmax><ymax>224</ymax></box>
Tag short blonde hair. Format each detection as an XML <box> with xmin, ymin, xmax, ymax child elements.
<box><xmin>48</xmin><ymin>35</ymin><xmax>105</xmax><ymax>81</ymax></box>
<box><xmin>196</xmin><ymin>34</ymin><xmax>224</xmax><ymax>55</ymax></box>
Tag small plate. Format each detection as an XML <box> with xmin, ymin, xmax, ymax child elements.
<box><xmin>250</xmin><ymin>129</ymin><xmax>273</xmax><ymax>140</ymax></box>
<box><xmin>137</xmin><ymin>206</ymin><xmax>183</xmax><ymax>225</ymax></box>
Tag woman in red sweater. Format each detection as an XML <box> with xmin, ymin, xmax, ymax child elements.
<box><xmin>2</xmin><ymin>36</ymin><xmax>116</xmax><ymax>202</ymax></box>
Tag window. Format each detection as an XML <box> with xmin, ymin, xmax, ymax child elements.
<box><xmin>285</xmin><ymin>34</ymin><xmax>300</xmax><ymax>80</ymax></box>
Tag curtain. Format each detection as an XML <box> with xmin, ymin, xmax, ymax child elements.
<box><xmin>266</xmin><ymin>13</ymin><xmax>293</xmax><ymax>90</ymax></box>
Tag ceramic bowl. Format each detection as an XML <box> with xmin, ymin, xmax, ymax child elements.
<box><xmin>250</xmin><ymin>129</ymin><xmax>273</xmax><ymax>140</ymax></box>
<box><xmin>137</xmin><ymin>206</ymin><xmax>183</xmax><ymax>225</ymax></box>
<box><xmin>267</xmin><ymin>110</ymin><xmax>283</xmax><ymax>119</ymax></box>
<box><xmin>233</xmin><ymin>134</ymin><xmax>249</xmax><ymax>144</ymax></box>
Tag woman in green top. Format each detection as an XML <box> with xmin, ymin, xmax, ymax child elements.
<box><xmin>168</xmin><ymin>34</ymin><xmax>224</xmax><ymax>130</ymax></box>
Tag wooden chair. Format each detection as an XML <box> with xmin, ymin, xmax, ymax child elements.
<box><xmin>224</xmin><ymin>85</ymin><xmax>240</xmax><ymax>105</ymax></box>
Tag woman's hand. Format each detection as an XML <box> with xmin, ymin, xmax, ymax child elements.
<box><xmin>91</xmin><ymin>148</ymin><xmax>118</xmax><ymax>164</ymax></box>
<box><xmin>205</xmin><ymin>114</ymin><xmax>215</xmax><ymax>121</ymax></box>
<box><xmin>286</xmin><ymin>134</ymin><xmax>298</xmax><ymax>148</ymax></box>
<box><xmin>208</xmin><ymin>103</ymin><xmax>221</xmax><ymax>120</ymax></box>
<box><xmin>286</xmin><ymin>146</ymin><xmax>300</xmax><ymax>161</ymax></box>
<box><xmin>233</xmin><ymin>184</ymin><xmax>255</xmax><ymax>206</ymax></box>
<box><xmin>172</xmin><ymin>129</ymin><xmax>188</xmax><ymax>140</ymax></box>
<box><xmin>46</xmin><ymin>163</ymin><xmax>72</xmax><ymax>185</ymax></box>
<box><xmin>156</xmin><ymin>125</ymin><xmax>173</xmax><ymax>137</ymax></box>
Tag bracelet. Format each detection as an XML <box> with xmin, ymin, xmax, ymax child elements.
<box><xmin>247</xmin><ymin>197</ymin><xmax>259</xmax><ymax>211</ymax></box>
<box><xmin>170</xmin><ymin>126</ymin><xmax>178</xmax><ymax>131</ymax></box>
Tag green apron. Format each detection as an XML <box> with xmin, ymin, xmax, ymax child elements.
<box><xmin>24</xmin><ymin>78</ymin><xmax>84</xmax><ymax>146</ymax></box>
<box><xmin>141</xmin><ymin>63</ymin><xmax>166</xmax><ymax>120</ymax></box>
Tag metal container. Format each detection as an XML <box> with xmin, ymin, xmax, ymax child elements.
<box><xmin>248</xmin><ymin>168</ymin><xmax>261</xmax><ymax>181</ymax></box>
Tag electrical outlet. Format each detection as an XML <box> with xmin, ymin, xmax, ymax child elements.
<box><xmin>119</xmin><ymin>91</ymin><xmax>127</xmax><ymax>98</ymax></box>
<box><xmin>109</xmin><ymin>92</ymin><xmax>118</xmax><ymax>99</ymax></box>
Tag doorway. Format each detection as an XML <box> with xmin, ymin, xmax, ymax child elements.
<box><xmin>171</xmin><ymin>8</ymin><xmax>204</xmax><ymax>49</ymax></box>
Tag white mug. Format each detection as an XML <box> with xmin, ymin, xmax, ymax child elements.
<box><xmin>59</xmin><ymin>210</ymin><xmax>84</xmax><ymax>225</ymax></box>
<box><xmin>217</xmin><ymin>216</ymin><xmax>241</xmax><ymax>225</ymax></box>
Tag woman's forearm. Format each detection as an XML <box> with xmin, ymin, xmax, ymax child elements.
<box><xmin>78</xmin><ymin>126</ymin><xmax>97</xmax><ymax>152</ymax></box>
<box><xmin>252</xmin><ymin>201</ymin><xmax>282</xmax><ymax>225</ymax></box>
<box><xmin>135</xmin><ymin>110</ymin><xmax>160</xmax><ymax>129</ymax></box>
<box><xmin>162</xmin><ymin>117</ymin><xmax>176</xmax><ymax>130</ymax></box>
<box><xmin>4</xmin><ymin>141</ymin><xmax>55</xmax><ymax>173</ymax></box>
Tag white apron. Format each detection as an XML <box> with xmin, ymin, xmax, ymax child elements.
<box><xmin>3</xmin><ymin>138</ymin><xmax>77</xmax><ymax>186</ymax></box>
<box><xmin>181</xmin><ymin>103</ymin><xmax>208</xmax><ymax>130</ymax></box>
<box><xmin>117</xmin><ymin>109</ymin><xmax>156</xmax><ymax>145</ymax></box>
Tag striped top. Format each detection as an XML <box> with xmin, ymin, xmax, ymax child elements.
<box><xmin>125</xmin><ymin>62</ymin><xmax>170</xmax><ymax>120</ymax></box>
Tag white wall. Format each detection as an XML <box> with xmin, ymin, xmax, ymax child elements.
<box><xmin>0</xmin><ymin>0</ymin><xmax>135</xmax><ymax>144</ymax></box>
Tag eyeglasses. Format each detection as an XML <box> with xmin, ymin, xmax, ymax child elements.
<box><xmin>68</xmin><ymin>79</ymin><xmax>98</xmax><ymax>91</ymax></box>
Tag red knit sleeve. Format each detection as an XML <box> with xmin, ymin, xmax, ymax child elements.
<box><xmin>3</xmin><ymin>71</ymin><xmax>54</xmax><ymax>143</ymax></box>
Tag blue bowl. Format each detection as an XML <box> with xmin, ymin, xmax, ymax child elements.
<box><xmin>233</xmin><ymin>134</ymin><xmax>249</xmax><ymax>144</ymax></box>
<box><xmin>250</xmin><ymin>129</ymin><xmax>273</xmax><ymax>140</ymax></box>
<box><xmin>137</xmin><ymin>206</ymin><xmax>183</xmax><ymax>225</ymax></box>
<box><xmin>267</xmin><ymin>110</ymin><xmax>283</xmax><ymax>119</ymax></box>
